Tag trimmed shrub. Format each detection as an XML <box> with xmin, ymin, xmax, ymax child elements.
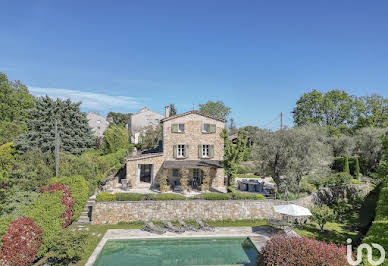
<box><xmin>23</xmin><ymin>191</ymin><xmax>65</xmax><ymax>257</ymax></box>
<box><xmin>146</xmin><ymin>193</ymin><xmax>186</xmax><ymax>201</ymax></box>
<box><xmin>49</xmin><ymin>175</ymin><xmax>89</xmax><ymax>221</ymax></box>
<box><xmin>194</xmin><ymin>193</ymin><xmax>232</xmax><ymax>200</ymax></box>
<box><xmin>344</xmin><ymin>155</ymin><xmax>350</xmax><ymax>173</ymax></box>
<box><xmin>363</xmin><ymin>179</ymin><xmax>388</xmax><ymax>262</ymax></box>
<box><xmin>0</xmin><ymin>217</ymin><xmax>42</xmax><ymax>265</ymax></box>
<box><xmin>41</xmin><ymin>183</ymin><xmax>74</xmax><ymax>227</ymax></box>
<box><xmin>231</xmin><ymin>192</ymin><xmax>265</xmax><ymax>200</ymax></box>
<box><xmin>260</xmin><ymin>235</ymin><xmax>347</xmax><ymax>266</ymax></box>
<box><xmin>46</xmin><ymin>229</ymin><xmax>87</xmax><ymax>265</ymax></box>
<box><xmin>96</xmin><ymin>192</ymin><xmax>117</xmax><ymax>202</ymax></box>
<box><xmin>116</xmin><ymin>193</ymin><xmax>144</xmax><ymax>201</ymax></box>
<box><xmin>322</xmin><ymin>172</ymin><xmax>352</xmax><ymax>187</ymax></box>
<box><xmin>355</xmin><ymin>156</ymin><xmax>361</xmax><ymax>178</ymax></box>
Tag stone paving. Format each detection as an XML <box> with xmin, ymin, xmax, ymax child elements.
<box><xmin>85</xmin><ymin>226</ymin><xmax>279</xmax><ymax>266</ymax></box>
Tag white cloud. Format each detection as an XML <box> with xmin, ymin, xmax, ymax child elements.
<box><xmin>28</xmin><ymin>87</ymin><xmax>141</xmax><ymax>114</ymax></box>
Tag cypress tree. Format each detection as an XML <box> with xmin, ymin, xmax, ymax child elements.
<box><xmin>16</xmin><ymin>96</ymin><xmax>94</xmax><ymax>155</ymax></box>
<box><xmin>344</xmin><ymin>155</ymin><xmax>350</xmax><ymax>174</ymax></box>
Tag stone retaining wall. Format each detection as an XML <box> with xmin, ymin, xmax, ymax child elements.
<box><xmin>91</xmin><ymin>196</ymin><xmax>313</xmax><ymax>224</ymax></box>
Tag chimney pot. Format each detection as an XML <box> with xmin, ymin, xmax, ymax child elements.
<box><xmin>165</xmin><ymin>105</ymin><xmax>170</xmax><ymax>117</ymax></box>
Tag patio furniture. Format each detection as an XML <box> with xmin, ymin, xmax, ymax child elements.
<box><xmin>141</xmin><ymin>222</ymin><xmax>166</xmax><ymax>235</ymax></box>
<box><xmin>174</xmin><ymin>185</ymin><xmax>183</xmax><ymax>193</ymax></box>
<box><xmin>162</xmin><ymin>221</ymin><xmax>185</xmax><ymax>233</ymax></box>
<box><xmin>178</xmin><ymin>218</ymin><xmax>200</xmax><ymax>232</ymax></box>
<box><xmin>195</xmin><ymin>218</ymin><xmax>215</xmax><ymax>232</ymax></box>
<box><xmin>120</xmin><ymin>179</ymin><xmax>129</xmax><ymax>191</ymax></box>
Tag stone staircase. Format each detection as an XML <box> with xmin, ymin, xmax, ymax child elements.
<box><xmin>74</xmin><ymin>198</ymin><xmax>95</xmax><ymax>225</ymax></box>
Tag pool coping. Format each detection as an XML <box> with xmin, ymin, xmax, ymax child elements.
<box><xmin>85</xmin><ymin>226</ymin><xmax>273</xmax><ymax>266</ymax></box>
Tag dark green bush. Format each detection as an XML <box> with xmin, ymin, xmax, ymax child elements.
<box><xmin>231</xmin><ymin>192</ymin><xmax>265</xmax><ymax>200</ymax></box>
<box><xmin>322</xmin><ymin>172</ymin><xmax>352</xmax><ymax>187</ymax></box>
<box><xmin>49</xmin><ymin>175</ymin><xmax>89</xmax><ymax>222</ymax></box>
<box><xmin>95</xmin><ymin>192</ymin><xmax>116</xmax><ymax>202</ymax></box>
<box><xmin>146</xmin><ymin>193</ymin><xmax>186</xmax><ymax>201</ymax></box>
<box><xmin>116</xmin><ymin>193</ymin><xmax>144</xmax><ymax>201</ymax></box>
<box><xmin>47</xmin><ymin>229</ymin><xmax>87</xmax><ymax>265</ymax></box>
<box><xmin>194</xmin><ymin>193</ymin><xmax>232</xmax><ymax>200</ymax></box>
<box><xmin>22</xmin><ymin>191</ymin><xmax>65</xmax><ymax>257</ymax></box>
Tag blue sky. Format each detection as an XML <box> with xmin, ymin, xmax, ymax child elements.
<box><xmin>1</xmin><ymin>0</ymin><xmax>387</xmax><ymax>129</ymax></box>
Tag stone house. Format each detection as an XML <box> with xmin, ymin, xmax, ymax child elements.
<box><xmin>87</xmin><ymin>112</ymin><xmax>109</xmax><ymax>137</ymax></box>
<box><xmin>127</xmin><ymin>107</ymin><xmax>165</xmax><ymax>144</ymax></box>
<box><xmin>126</xmin><ymin>106</ymin><xmax>226</xmax><ymax>192</ymax></box>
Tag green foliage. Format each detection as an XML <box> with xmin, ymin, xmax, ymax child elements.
<box><xmin>351</xmin><ymin>179</ymin><xmax>361</xmax><ymax>184</ymax></box>
<box><xmin>49</xmin><ymin>176</ymin><xmax>89</xmax><ymax>221</ymax></box>
<box><xmin>1</xmin><ymin>188</ymin><xmax>39</xmax><ymax>217</ymax></box>
<box><xmin>0</xmin><ymin>142</ymin><xmax>16</xmax><ymax>176</ymax></box>
<box><xmin>354</xmin><ymin>94</ymin><xmax>388</xmax><ymax>129</ymax></box>
<box><xmin>0</xmin><ymin>73</ymin><xmax>36</xmax><ymax>124</ymax></box>
<box><xmin>222</xmin><ymin>129</ymin><xmax>248</xmax><ymax>192</ymax></box>
<box><xmin>116</xmin><ymin>192</ymin><xmax>144</xmax><ymax>201</ymax></box>
<box><xmin>0</xmin><ymin>121</ymin><xmax>27</xmax><ymax>146</ymax></box>
<box><xmin>231</xmin><ymin>192</ymin><xmax>265</xmax><ymax>200</ymax></box>
<box><xmin>275</xmin><ymin>192</ymin><xmax>307</xmax><ymax>200</ymax></box>
<box><xmin>0</xmin><ymin>215</ymin><xmax>13</xmax><ymax>245</ymax></box>
<box><xmin>138</xmin><ymin>125</ymin><xmax>162</xmax><ymax>151</ymax></box>
<box><xmin>377</xmin><ymin>134</ymin><xmax>388</xmax><ymax>179</ymax></box>
<box><xmin>168</xmin><ymin>104</ymin><xmax>177</xmax><ymax>116</ymax></box>
<box><xmin>159</xmin><ymin>174</ymin><xmax>168</xmax><ymax>193</ymax></box>
<box><xmin>102</xmin><ymin>125</ymin><xmax>130</xmax><ymax>154</ymax></box>
<box><xmin>194</xmin><ymin>192</ymin><xmax>231</xmax><ymax>200</ymax></box>
<box><xmin>363</xmin><ymin>179</ymin><xmax>388</xmax><ymax>262</ymax></box>
<box><xmin>145</xmin><ymin>193</ymin><xmax>186</xmax><ymax>201</ymax></box>
<box><xmin>322</xmin><ymin>172</ymin><xmax>352</xmax><ymax>187</ymax></box>
<box><xmin>355</xmin><ymin>156</ymin><xmax>361</xmax><ymax>178</ymax></box>
<box><xmin>95</xmin><ymin>192</ymin><xmax>117</xmax><ymax>202</ymax></box>
<box><xmin>236</xmin><ymin>165</ymin><xmax>252</xmax><ymax>174</ymax></box>
<box><xmin>343</xmin><ymin>155</ymin><xmax>350</xmax><ymax>173</ymax></box>
<box><xmin>199</xmin><ymin>100</ymin><xmax>231</xmax><ymax>120</ymax></box>
<box><xmin>46</xmin><ymin>229</ymin><xmax>88</xmax><ymax>265</ymax></box>
<box><xmin>106</xmin><ymin>112</ymin><xmax>132</xmax><ymax>127</ymax></box>
<box><xmin>23</xmin><ymin>191</ymin><xmax>65</xmax><ymax>257</ymax></box>
<box><xmin>310</xmin><ymin>205</ymin><xmax>336</xmax><ymax>232</ymax></box>
<box><xmin>298</xmin><ymin>176</ymin><xmax>317</xmax><ymax>193</ymax></box>
<box><xmin>15</xmin><ymin>96</ymin><xmax>94</xmax><ymax>155</ymax></box>
<box><xmin>252</xmin><ymin>125</ymin><xmax>332</xmax><ymax>193</ymax></box>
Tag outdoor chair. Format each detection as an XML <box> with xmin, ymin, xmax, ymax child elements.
<box><xmin>141</xmin><ymin>222</ymin><xmax>166</xmax><ymax>235</ymax></box>
<box><xmin>162</xmin><ymin>221</ymin><xmax>185</xmax><ymax>233</ymax></box>
<box><xmin>195</xmin><ymin>218</ymin><xmax>215</xmax><ymax>232</ymax></box>
<box><xmin>178</xmin><ymin>218</ymin><xmax>200</xmax><ymax>232</ymax></box>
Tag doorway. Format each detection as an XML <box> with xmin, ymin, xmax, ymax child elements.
<box><xmin>140</xmin><ymin>164</ymin><xmax>152</xmax><ymax>183</ymax></box>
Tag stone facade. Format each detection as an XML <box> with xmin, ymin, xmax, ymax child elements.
<box><xmin>126</xmin><ymin>110</ymin><xmax>226</xmax><ymax>191</ymax></box>
<box><xmin>87</xmin><ymin>112</ymin><xmax>109</xmax><ymax>137</ymax></box>
<box><xmin>91</xmin><ymin>198</ymin><xmax>312</xmax><ymax>224</ymax></box>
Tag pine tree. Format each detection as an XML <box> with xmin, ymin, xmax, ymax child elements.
<box><xmin>344</xmin><ymin>155</ymin><xmax>350</xmax><ymax>174</ymax></box>
<box><xmin>16</xmin><ymin>96</ymin><xmax>94</xmax><ymax>155</ymax></box>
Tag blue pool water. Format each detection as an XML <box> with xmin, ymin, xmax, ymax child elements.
<box><xmin>94</xmin><ymin>237</ymin><xmax>258</xmax><ymax>266</ymax></box>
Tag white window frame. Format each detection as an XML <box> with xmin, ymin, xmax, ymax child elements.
<box><xmin>202</xmin><ymin>144</ymin><xmax>209</xmax><ymax>158</ymax></box>
<box><xmin>177</xmin><ymin>144</ymin><xmax>185</xmax><ymax>158</ymax></box>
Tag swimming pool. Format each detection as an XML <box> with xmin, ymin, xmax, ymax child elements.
<box><xmin>94</xmin><ymin>237</ymin><xmax>258</xmax><ymax>265</ymax></box>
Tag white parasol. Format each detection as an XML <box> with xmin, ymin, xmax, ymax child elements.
<box><xmin>273</xmin><ymin>204</ymin><xmax>312</xmax><ymax>217</ymax></box>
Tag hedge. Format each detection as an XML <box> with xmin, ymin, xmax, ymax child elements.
<box><xmin>95</xmin><ymin>192</ymin><xmax>266</xmax><ymax>202</ymax></box>
<box><xmin>260</xmin><ymin>235</ymin><xmax>347</xmax><ymax>265</ymax></box>
<box><xmin>332</xmin><ymin>156</ymin><xmax>367</xmax><ymax>177</ymax></box>
<box><xmin>0</xmin><ymin>217</ymin><xmax>42</xmax><ymax>265</ymax></box>
<box><xmin>22</xmin><ymin>191</ymin><xmax>65</xmax><ymax>257</ymax></box>
<box><xmin>362</xmin><ymin>179</ymin><xmax>388</xmax><ymax>263</ymax></box>
<box><xmin>49</xmin><ymin>175</ymin><xmax>89</xmax><ymax>221</ymax></box>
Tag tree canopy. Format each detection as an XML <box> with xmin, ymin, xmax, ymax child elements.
<box><xmin>15</xmin><ymin>96</ymin><xmax>94</xmax><ymax>155</ymax></box>
<box><xmin>199</xmin><ymin>100</ymin><xmax>231</xmax><ymax>120</ymax></box>
<box><xmin>292</xmin><ymin>89</ymin><xmax>387</xmax><ymax>134</ymax></box>
<box><xmin>106</xmin><ymin>112</ymin><xmax>132</xmax><ymax>127</ymax></box>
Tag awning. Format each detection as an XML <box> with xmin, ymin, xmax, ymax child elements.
<box><xmin>162</xmin><ymin>160</ymin><xmax>223</xmax><ymax>169</ymax></box>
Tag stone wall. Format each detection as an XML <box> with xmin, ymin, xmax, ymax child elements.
<box><xmin>91</xmin><ymin>198</ymin><xmax>312</xmax><ymax>224</ymax></box>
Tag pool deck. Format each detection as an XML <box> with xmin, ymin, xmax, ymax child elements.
<box><xmin>86</xmin><ymin>226</ymin><xmax>279</xmax><ymax>265</ymax></box>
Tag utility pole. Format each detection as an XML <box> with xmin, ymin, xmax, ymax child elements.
<box><xmin>55</xmin><ymin>119</ymin><xmax>60</xmax><ymax>177</ymax></box>
<box><xmin>280</xmin><ymin>112</ymin><xmax>283</xmax><ymax>130</ymax></box>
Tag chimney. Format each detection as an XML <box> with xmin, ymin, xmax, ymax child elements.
<box><xmin>164</xmin><ymin>105</ymin><xmax>170</xmax><ymax>118</ymax></box>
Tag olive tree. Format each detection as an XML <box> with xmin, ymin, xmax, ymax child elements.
<box><xmin>252</xmin><ymin>125</ymin><xmax>332</xmax><ymax>193</ymax></box>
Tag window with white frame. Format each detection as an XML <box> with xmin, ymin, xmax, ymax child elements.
<box><xmin>202</xmin><ymin>144</ymin><xmax>209</xmax><ymax>158</ymax></box>
<box><xmin>177</xmin><ymin>144</ymin><xmax>185</xmax><ymax>158</ymax></box>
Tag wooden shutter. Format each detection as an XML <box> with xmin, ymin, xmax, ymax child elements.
<box><xmin>171</xmin><ymin>124</ymin><xmax>178</xmax><ymax>133</ymax></box>
<box><xmin>173</xmin><ymin>145</ymin><xmax>177</xmax><ymax>158</ymax></box>
<box><xmin>209</xmin><ymin>145</ymin><xmax>214</xmax><ymax>158</ymax></box>
<box><xmin>210</xmin><ymin>124</ymin><xmax>216</xmax><ymax>133</ymax></box>
<box><xmin>180</xmin><ymin>123</ymin><xmax>185</xmax><ymax>133</ymax></box>
<box><xmin>198</xmin><ymin>144</ymin><xmax>202</xmax><ymax>158</ymax></box>
<box><xmin>184</xmin><ymin>145</ymin><xmax>189</xmax><ymax>158</ymax></box>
